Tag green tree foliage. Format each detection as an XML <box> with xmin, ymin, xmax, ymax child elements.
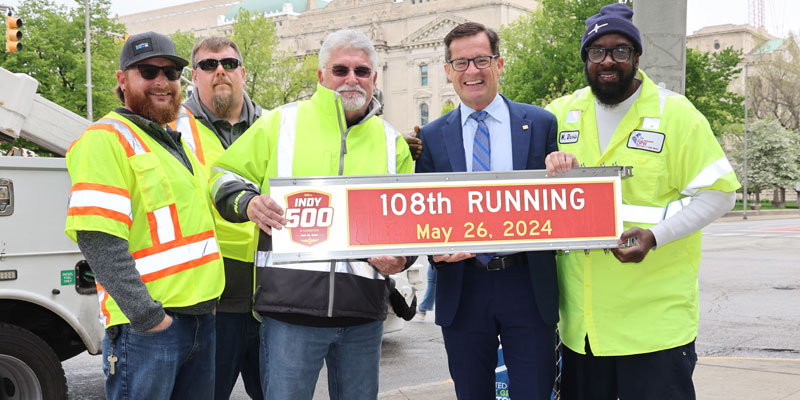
<box><xmin>749</xmin><ymin>35</ymin><xmax>800</xmax><ymax>132</ymax></box>
<box><xmin>1</xmin><ymin>0</ymin><xmax>124</xmax><ymax>119</ymax></box>
<box><xmin>685</xmin><ymin>47</ymin><xmax>744</xmax><ymax>136</ymax></box>
<box><xmin>230</xmin><ymin>8</ymin><xmax>278</xmax><ymax>107</ymax></box>
<box><xmin>441</xmin><ymin>100</ymin><xmax>455</xmax><ymax>116</ymax></box>
<box><xmin>262</xmin><ymin>51</ymin><xmax>319</xmax><ymax>108</ymax></box>
<box><xmin>500</xmin><ymin>0</ymin><xmax>626</xmax><ymax>107</ymax></box>
<box><xmin>729</xmin><ymin>119</ymin><xmax>800</xmax><ymax>204</ymax></box>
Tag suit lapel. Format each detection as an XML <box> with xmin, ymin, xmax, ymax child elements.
<box><xmin>443</xmin><ymin>109</ymin><xmax>467</xmax><ymax>172</ymax></box>
<box><xmin>504</xmin><ymin>95</ymin><xmax>532</xmax><ymax>171</ymax></box>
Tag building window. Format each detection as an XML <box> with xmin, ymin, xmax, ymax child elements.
<box><xmin>714</xmin><ymin>41</ymin><xmax>720</xmax><ymax>50</ymax></box>
<box><xmin>420</xmin><ymin>64</ymin><xmax>428</xmax><ymax>86</ymax></box>
<box><xmin>420</xmin><ymin>103</ymin><xmax>429</xmax><ymax>125</ymax></box>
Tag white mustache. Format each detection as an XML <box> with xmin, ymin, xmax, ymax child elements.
<box><xmin>336</xmin><ymin>84</ymin><xmax>366</xmax><ymax>96</ymax></box>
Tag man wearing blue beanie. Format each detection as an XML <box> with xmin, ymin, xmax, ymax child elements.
<box><xmin>545</xmin><ymin>3</ymin><xmax>740</xmax><ymax>399</ymax></box>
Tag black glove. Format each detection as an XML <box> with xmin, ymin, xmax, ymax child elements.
<box><xmin>388</xmin><ymin>278</ymin><xmax>417</xmax><ymax>321</ymax></box>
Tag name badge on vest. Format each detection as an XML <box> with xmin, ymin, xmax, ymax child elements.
<box><xmin>627</xmin><ymin>130</ymin><xmax>665</xmax><ymax>153</ymax></box>
<box><xmin>559</xmin><ymin>130</ymin><xmax>579</xmax><ymax>144</ymax></box>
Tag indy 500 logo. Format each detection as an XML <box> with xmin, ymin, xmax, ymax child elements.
<box><xmin>284</xmin><ymin>191</ymin><xmax>334</xmax><ymax>247</ymax></box>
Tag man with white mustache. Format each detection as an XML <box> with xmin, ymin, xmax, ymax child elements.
<box><xmin>181</xmin><ymin>36</ymin><xmax>264</xmax><ymax>400</ymax></box>
<box><xmin>209</xmin><ymin>29</ymin><xmax>414</xmax><ymax>400</ymax></box>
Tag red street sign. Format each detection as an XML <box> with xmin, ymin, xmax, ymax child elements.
<box><xmin>346</xmin><ymin>181</ymin><xmax>618</xmax><ymax>247</ymax></box>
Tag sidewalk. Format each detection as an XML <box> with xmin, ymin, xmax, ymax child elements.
<box><xmin>718</xmin><ymin>208</ymin><xmax>800</xmax><ymax>222</ymax></box>
<box><xmin>378</xmin><ymin>357</ymin><xmax>800</xmax><ymax>399</ymax></box>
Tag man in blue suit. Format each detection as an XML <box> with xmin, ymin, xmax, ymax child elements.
<box><xmin>415</xmin><ymin>22</ymin><xmax>559</xmax><ymax>399</ymax></box>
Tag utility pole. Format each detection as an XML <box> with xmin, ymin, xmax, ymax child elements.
<box><xmin>633</xmin><ymin>0</ymin><xmax>687</xmax><ymax>94</ymax></box>
<box><xmin>85</xmin><ymin>0</ymin><xmax>92</xmax><ymax>121</ymax></box>
<box><xmin>743</xmin><ymin>62</ymin><xmax>751</xmax><ymax>220</ymax></box>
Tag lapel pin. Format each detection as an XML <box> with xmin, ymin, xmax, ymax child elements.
<box><xmin>522</xmin><ymin>125</ymin><xmax>529</xmax><ymax>130</ymax></box>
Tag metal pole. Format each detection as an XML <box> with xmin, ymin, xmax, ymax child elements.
<box><xmin>743</xmin><ymin>63</ymin><xmax>749</xmax><ymax>220</ymax></box>
<box><xmin>85</xmin><ymin>0</ymin><xmax>93</xmax><ymax>121</ymax></box>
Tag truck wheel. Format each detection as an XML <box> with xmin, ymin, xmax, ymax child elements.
<box><xmin>0</xmin><ymin>323</ymin><xmax>67</xmax><ymax>400</ymax></box>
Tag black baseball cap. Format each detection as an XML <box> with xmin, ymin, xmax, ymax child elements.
<box><xmin>119</xmin><ymin>32</ymin><xmax>189</xmax><ymax>70</ymax></box>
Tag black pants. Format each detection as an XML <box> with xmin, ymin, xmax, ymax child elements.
<box><xmin>561</xmin><ymin>337</ymin><xmax>697</xmax><ymax>400</ymax></box>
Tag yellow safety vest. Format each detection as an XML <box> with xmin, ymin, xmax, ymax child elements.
<box><xmin>170</xmin><ymin>107</ymin><xmax>257</xmax><ymax>263</ymax></box>
<box><xmin>545</xmin><ymin>70</ymin><xmax>740</xmax><ymax>356</ymax></box>
<box><xmin>65</xmin><ymin>111</ymin><xmax>224</xmax><ymax>328</ymax></box>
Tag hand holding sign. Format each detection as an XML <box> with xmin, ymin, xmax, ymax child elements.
<box><xmin>247</xmin><ymin>194</ymin><xmax>287</xmax><ymax>235</ymax></box>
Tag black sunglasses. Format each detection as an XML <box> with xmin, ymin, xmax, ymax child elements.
<box><xmin>329</xmin><ymin>65</ymin><xmax>373</xmax><ymax>78</ymax></box>
<box><xmin>128</xmin><ymin>64</ymin><xmax>182</xmax><ymax>81</ymax></box>
<box><xmin>195</xmin><ymin>58</ymin><xmax>241</xmax><ymax>72</ymax></box>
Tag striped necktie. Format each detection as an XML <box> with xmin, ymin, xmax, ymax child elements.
<box><xmin>470</xmin><ymin>110</ymin><xmax>494</xmax><ymax>266</ymax></box>
<box><xmin>471</xmin><ymin>110</ymin><xmax>491</xmax><ymax>172</ymax></box>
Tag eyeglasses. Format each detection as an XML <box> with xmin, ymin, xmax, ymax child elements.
<box><xmin>195</xmin><ymin>58</ymin><xmax>241</xmax><ymax>72</ymax></box>
<box><xmin>585</xmin><ymin>46</ymin><xmax>635</xmax><ymax>64</ymax></box>
<box><xmin>329</xmin><ymin>65</ymin><xmax>373</xmax><ymax>78</ymax></box>
<box><xmin>128</xmin><ymin>64</ymin><xmax>182</xmax><ymax>81</ymax></box>
<box><xmin>447</xmin><ymin>55</ymin><xmax>499</xmax><ymax>72</ymax></box>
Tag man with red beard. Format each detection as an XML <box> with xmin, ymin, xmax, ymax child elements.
<box><xmin>65</xmin><ymin>32</ymin><xmax>224</xmax><ymax>399</ymax></box>
<box><xmin>545</xmin><ymin>4</ymin><xmax>740</xmax><ymax>399</ymax></box>
<box><xmin>181</xmin><ymin>36</ymin><xmax>264</xmax><ymax>400</ymax></box>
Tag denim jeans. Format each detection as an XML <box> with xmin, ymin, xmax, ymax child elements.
<box><xmin>214</xmin><ymin>312</ymin><xmax>263</xmax><ymax>400</ymax></box>
<box><xmin>260</xmin><ymin>317</ymin><xmax>383</xmax><ymax>400</ymax></box>
<box><xmin>418</xmin><ymin>264</ymin><xmax>437</xmax><ymax>312</ymax></box>
<box><xmin>102</xmin><ymin>312</ymin><xmax>215</xmax><ymax>400</ymax></box>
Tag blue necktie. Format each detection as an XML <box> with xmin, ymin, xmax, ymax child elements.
<box><xmin>471</xmin><ymin>110</ymin><xmax>491</xmax><ymax>172</ymax></box>
<box><xmin>470</xmin><ymin>110</ymin><xmax>494</xmax><ymax>266</ymax></box>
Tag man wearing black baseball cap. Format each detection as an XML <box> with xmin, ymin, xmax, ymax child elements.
<box><xmin>545</xmin><ymin>3</ymin><xmax>739</xmax><ymax>399</ymax></box>
<box><xmin>65</xmin><ymin>31</ymin><xmax>225</xmax><ymax>399</ymax></box>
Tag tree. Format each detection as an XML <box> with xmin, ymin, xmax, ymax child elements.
<box><xmin>748</xmin><ymin>35</ymin><xmax>800</xmax><ymax>132</ymax></box>
<box><xmin>263</xmin><ymin>51</ymin><xmax>319</xmax><ymax>108</ymax></box>
<box><xmin>500</xmin><ymin>0</ymin><xmax>627</xmax><ymax>107</ymax></box>
<box><xmin>230</xmin><ymin>8</ymin><xmax>278</xmax><ymax>107</ymax></box>
<box><xmin>2</xmin><ymin>0</ymin><xmax>124</xmax><ymax>119</ymax></box>
<box><xmin>684</xmin><ymin>47</ymin><xmax>744</xmax><ymax>136</ymax></box>
<box><xmin>729</xmin><ymin>119</ymin><xmax>800</xmax><ymax>207</ymax></box>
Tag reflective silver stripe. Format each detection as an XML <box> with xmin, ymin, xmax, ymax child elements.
<box><xmin>255</xmin><ymin>250</ymin><xmax>272</xmax><ymax>268</ymax></box>
<box><xmin>382</xmin><ymin>120</ymin><xmax>398</xmax><ymax>174</ymax></box>
<box><xmin>96</xmin><ymin>289</ymin><xmax>108</xmax><ymax>326</ymax></box>
<box><xmin>277</xmin><ymin>102</ymin><xmax>299</xmax><ymax>178</ymax></box>
<box><xmin>210</xmin><ymin>166</ymin><xmax>261</xmax><ymax>200</ymax></box>
<box><xmin>642</xmin><ymin>86</ymin><xmax>677</xmax><ymax>130</ymax></box>
<box><xmin>98</xmin><ymin>119</ymin><xmax>147</xmax><ymax>155</ymax></box>
<box><xmin>68</xmin><ymin>189</ymin><xmax>132</xmax><ymax>221</ymax></box>
<box><xmin>681</xmin><ymin>157</ymin><xmax>734</xmax><ymax>196</ymax></box>
<box><xmin>174</xmin><ymin>107</ymin><xmax>198</xmax><ymax>157</ymax></box>
<box><xmin>256</xmin><ymin>259</ymin><xmax>384</xmax><ymax>281</ymax></box>
<box><xmin>152</xmin><ymin>205</ymin><xmax>176</xmax><ymax>243</ymax></box>
<box><xmin>335</xmin><ymin>260</ymin><xmax>384</xmax><ymax>280</ymax></box>
<box><xmin>134</xmin><ymin>237</ymin><xmax>219</xmax><ymax>277</ymax></box>
<box><xmin>621</xmin><ymin>197</ymin><xmax>692</xmax><ymax>224</ymax></box>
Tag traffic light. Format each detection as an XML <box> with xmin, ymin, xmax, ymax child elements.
<box><xmin>6</xmin><ymin>13</ymin><xmax>22</xmax><ymax>53</ymax></box>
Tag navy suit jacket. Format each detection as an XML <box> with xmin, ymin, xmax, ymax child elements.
<box><xmin>415</xmin><ymin>95</ymin><xmax>559</xmax><ymax>328</ymax></box>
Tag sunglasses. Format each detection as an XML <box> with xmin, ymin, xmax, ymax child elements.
<box><xmin>128</xmin><ymin>64</ymin><xmax>182</xmax><ymax>81</ymax></box>
<box><xmin>195</xmin><ymin>58</ymin><xmax>241</xmax><ymax>72</ymax></box>
<box><xmin>329</xmin><ymin>65</ymin><xmax>373</xmax><ymax>78</ymax></box>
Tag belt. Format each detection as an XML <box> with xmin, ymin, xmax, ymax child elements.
<box><xmin>466</xmin><ymin>253</ymin><xmax>523</xmax><ymax>271</ymax></box>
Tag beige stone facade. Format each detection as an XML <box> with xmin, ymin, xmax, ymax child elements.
<box><xmin>119</xmin><ymin>0</ymin><xmax>536</xmax><ymax>133</ymax></box>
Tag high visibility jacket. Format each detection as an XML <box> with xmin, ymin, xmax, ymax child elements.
<box><xmin>211</xmin><ymin>83</ymin><xmax>413</xmax><ymax>321</ymax></box>
<box><xmin>65</xmin><ymin>111</ymin><xmax>224</xmax><ymax>328</ymax></box>
<box><xmin>170</xmin><ymin>107</ymin><xmax>257</xmax><ymax>263</ymax></box>
<box><xmin>545</xmin><ymin>70</ymin><xmax>740</xmax><ymax>356</ymax></box>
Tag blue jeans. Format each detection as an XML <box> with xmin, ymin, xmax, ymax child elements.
<box><xmin>214</xmin><ymin>312</ymin><xmax>262</xmax><ymax>400</ymax></box>
<box><xmin>102</xmin><ymin>312</ymin><xmax>215</xmax><ymax>400</ymax></box>
<box><xmin>260</xmin><ymin>317</ymin><xmax>383</xmax><ymax>400</ymax></box>
<box><xmin>418</xmin><ymin>264</ymin><xmax>437</xmax><ymax>312</ymax></box>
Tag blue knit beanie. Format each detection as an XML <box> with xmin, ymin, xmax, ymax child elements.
<box><xmin>580</xmin><ymin>3</ymin><xmax>642</xmax><ymax>62</ymax></box>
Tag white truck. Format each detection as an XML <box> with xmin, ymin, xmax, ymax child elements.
<box><xmin>0</xmin><ymin>66</ymin><xmax>421</xmax><ymax>399</ymax></box>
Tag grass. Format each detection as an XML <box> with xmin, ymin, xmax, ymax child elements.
<box><xmin>731</xmin><ymin>200</ymin><xmax>798</xmax><ymax>211</ymax></box>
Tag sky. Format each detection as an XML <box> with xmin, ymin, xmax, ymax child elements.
<box><xmin>2</xmin><ymin>0</ymin><xmax>799</xmax><ymax>38</ymax></box>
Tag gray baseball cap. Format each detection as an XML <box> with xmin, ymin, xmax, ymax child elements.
<box><xmin>119</xmin><ymin>32</ymin><xmax>189</xmax><ymax>70</ymax></box>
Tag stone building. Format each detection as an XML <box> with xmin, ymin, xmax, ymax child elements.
<box><xmin>119</xmin><ymin>0</ymin><xmax>536</xmax><ymax>133</ymax></box>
